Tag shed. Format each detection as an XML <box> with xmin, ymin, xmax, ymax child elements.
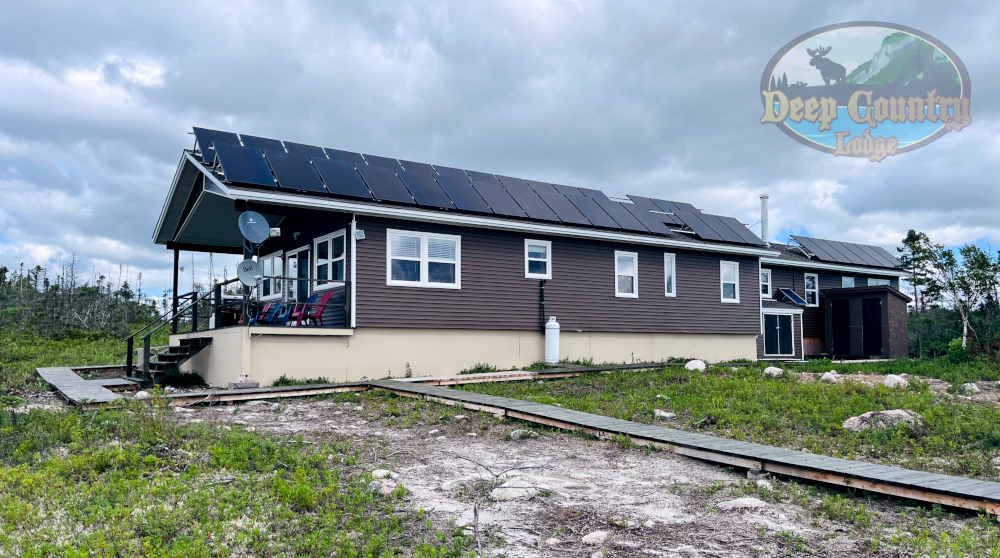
<box><xmin>822</xmin><ymin>286</ymin><xmax>911</xmax><ymax>359</ymax></box>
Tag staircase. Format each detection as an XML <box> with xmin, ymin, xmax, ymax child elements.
<box><xmin>128</xmin><ymin>338</ymin><xmax>212</xmax><ymax>384</ymax></box>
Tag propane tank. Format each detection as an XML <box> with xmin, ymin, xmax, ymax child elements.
<box><xmin>544</xmin><ymin>316</ymin><xmax>560</xmax><ymax>364</ymax></box>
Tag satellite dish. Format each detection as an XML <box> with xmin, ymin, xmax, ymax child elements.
<box><xmin>238</xmin><ymin>211</ymin><xmax>270</xmax><ymax>244</ymax></box>
<box><xmin>237</xmin><ymin>259</ymin><xmax>263</xmax><ymax>287</ymax></box>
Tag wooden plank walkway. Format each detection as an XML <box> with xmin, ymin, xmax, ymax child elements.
<box><xmin>36</xmin><ymin>367</ymin><xmax>122</xmax><ymax>404</ymax></box>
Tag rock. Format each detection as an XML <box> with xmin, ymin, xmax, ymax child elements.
<box><xmin>762</xmin><ymin>366</ymin><xmax>784</xmax><ymax>377</ymax></box>
<box><xmin>134</xmin><ymin>391</ymin><xmax>151</xmax><ymax>400</ymax></box>
<box><xmin>371</xmin><ymin>469</ymin><xmax>399</xmax><ymax>480</ymax></box>
<box><xmin>581</xmin><ymin>530</ymin><xmax>610</xmax><ymax>545</ymax></box>
<box><xmin>716</xmin><ymin>497</ymin><xmax>768</xmax><ymax>511</ymax></box>
<box><xmin>747</xmin><ymin>469</ymin><xmax>764</xmax><ymax>481</ymax></box>
<box><xmin>436</xmin><ymin>436</ymin><xmax>447</xmax><ymax>442</ymax></box>
<box><xmin>756</xmin><ymin>479</ymin><xmax>773</xmax><ymax>491</ymax></box>
<box><xmin>654</xmin><ymin>409</ymin><xmax>677</xmax><ymax>420</ymax></box>
<box><xmin>820</xmin><ymin>371</ymin><xmax>839</xmax><ymax>383</ymax></box>
<box><xmin>543</xmin><ymin>538</ymin><xmax>561</xmax><ymax>547</ymax></box>
<box><xmin>883</xmin><ymin>374</ymin><xmax>909</xmax><ymax>389</ymax></box>
<box><xmin>163</xmin><ymin>386</ymin><xmax>177</xmax><ymax>394</ymax></box>
<box><xmin>453</xmin><ymin>414</ymin><xmax>466</xmax><ymax>420</ymax></box>
<box><xmin>779</xmin><ymin>513</ymin><xmax>788</xmax><ymax>521</ymax></box>
<box><xmin>368</xmin><ymin>479</ymin><xmax>397</xmax><ymax>496</ymax></box>
<box><xmin>842</xmin><ymin>409</ymin><xmax>922</xmax><ymax>432</ymax></box>
<box><xmin>490</xmin><ymin>487</ymin><xmax>538</xmax><ymax>501</ymax></box>
<box><xmin>591</xmin><ymin>552</ymin><xmax>604</xmax><ymax>558</ymax></box>
<box><xmin>270</xmin><ymin>403</ymin><xmax>280</xmax><ymax>412</ymax></box>
<box><xmin>428</xmin><ymin>429</ymin><xmax>439</xmax><ymax>435</ymax></box>
<box><xmin>643</xmin><ymin>519</ymin><xmax>655</xmax><ymax>528</ymax></box>
<box><xmin>684</xmin><ymin>360</ymin><xmax>706</xmax><ymax>372</ymax></box>
<box><xmin>962</xmin><ymin>383</ymin><xmax>981</xmax><ymax>394</ymax></box>
<box><xmin>509</xmin><ymin>429</ymin><xmax>538</xmax><ymax>440</ymax></box>
<box><xmin>467</xmin><ymin>432</ymin><xmax>477</xmax><ymax>437</ymax></box>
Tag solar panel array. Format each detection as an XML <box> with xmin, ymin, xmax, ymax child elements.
<box><xmin>791</xmin><ymin>235</ymin><xmax>900</xmax><ymax>268</ymax></box>
<box><xmin>190</xmin><ymin>127</ymin><xmax>779</xmax><ymax>247</ymax></box>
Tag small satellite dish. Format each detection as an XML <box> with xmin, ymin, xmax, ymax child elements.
<box><xmin>237</xmin><ymin>259</ymin><xmax>263</xmax><ymax>287</ymax></box>
<box><xmin>238</xmin><ymin>211</ymin><xmax>270</xmax><ymax>244</ymax></box>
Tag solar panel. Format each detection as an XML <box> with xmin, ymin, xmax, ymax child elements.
<box><xmin>672</xmin><ymin>210</ymin><xmax>724</xmax><ymax>241</ymax></box>
<box><xmin>537</xmin><ymin>192</ymin><xmax>592</xmax><ymax>225</ymax></box>
<box><xmin>471</xmin><ymin>180</ymin><xmax>526</xmax><ymax>217</ymax></box>
<box><xmin>436</xmin><ymin>176</ymin><xmax>492</xmax><ymax>213</ymax></box>
<box><xmin>526</xmin><ymin>180</ymin><xmax>558</xmax><ymax>194</ymax></box>
<box><xmin>853</xmin><ymin>243</ymin><xmax>894</xmax><ymax>267</ymax></box>
<box><xmin>497</xmin><ymin>175</ymin><xmax>530</xmax><ymax>189</ymax></box>
<box><xmin>621</xmin><ymin>203</ymin><xmax>674</xmax><ymax>235</ymax></box>
<box><xmin>791</xmin><ymin>236</ymin><xmax>837</xmax><ymax>261</ymax></box>
<box><xmin>717</xmin><ymin>216</ymin><xmax>766</xmax><ymax>245</ymax></box>
<box><xmin>568</xmin><ymin>196</ymin><xmax>620</xmax><ymax>229</ymax></box>
<box><xmin>325</xmin><ymin>148</ymin><xmax>366</xmax><ymax>165</ymax></box>
<box><xmin>577</xmin><ymin>187</ymin><xmax>606</xmax><ymax>199</ymax></box>
<box><xmin>396</xmin><ymin>170</ymin><xmax>455</xmax><ymax>209</ymax></box>
<box><xmin>213</xmin><ymin>143</ymin><xmax>275</xmax><ymax>187</ymax></box>
<box><xmin>553</xmin><ymin>184</ymin><xmax>584</xmax><ymax>196</ymax></box>
<box><xmin>363</xmin><ymin>155</ymin><xmax>403</xmax><ymax>171</ymax></box>
<box><xmin>283</xmin><ymin>141</ymin><xmax>326</xmax><ymax>158</ymax></box>
<box><xmin>628</xmin><ymin>196</ymin><xmax>682</xmax><ymax>225</ymax></box>
<box><xmin>312</xmin><ymin>159</ymin><xmax>373</xmax><ymax>199</ymax></box>
<box><xmin>466</xmin><ymin>170</ymin><xmax>501</xmax><ymax>184</ymax></box>
<box><xmin>192</xmin><ymin>128</ymin><xmax>240</xmax><ymax>162</ymax></box>
<box><xmin>591</xmin><ymin>197</ymin><xmax>649</xmax><ymax>232</ymax></box>
<box><xmin>650</xmin><ymin>199</ymin><xmax>681</xmax><ymax>214</ymax></box>
<box><xmin>779</xmin><ymin>288</ymin><xmax>807</xmax><ymax>305</ymax></box>
<box><xmin>504</xmin><ymin>185</ymin><xmax>559</xmax><ymax>221</ymax></box>
<box><xmin>356</xmin><ymin>165</ymin><xmax>414</xmax><ymax>204</ymax></box>
<box><xmin>840</xmin><ymin>242</ymin><xmax>883</xmax><ymax>267</ymax></box>
<box><xmin>672</xmin><ymin>201</ymin><xmax>698</xmax><ymax>212</ymax></box>
<box><xmin>869</xmin><ymin>246</ymin><xmax>901</xmax><ymax>268</ymax></box>
<box><xmin>264</xmin><ymin>149</ymin><xmax>326</xmax><ymax>193</ymax></box>
<box><xmin>699</xmin><ymin>213</ymin><xmax>747</xmax><ymax>244</ymax></box>
<box><xmin>399</xmin><ymin>160</ymin><xmax>436</xmax><ymax>175</ymax></box>
<box><xmin>814</xmin><ymin>237</ymin><xmax>864</xmax><ymax>264</ymax></box>
<box><xmin>239</xmin><ymin>134</ymin><xmax>285</xmax><ymax>152</ymax></box>
<box><xmin>434</xmin><ymin>165</ymin><xmax>469</xmax><ymax>179</ymax></box>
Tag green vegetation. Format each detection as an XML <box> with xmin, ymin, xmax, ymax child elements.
<box><xmin>271</xmin><ymin>374</ymin><xmax>332</xmax><ymax>387</ymax></box>
<box><xmin>0</xmin><ymin>398</ymin><xmax>471</xmax><ymax>557</ymax></box>
<box><xmin>778</xmin><ymin>356</ymin><xmax>1000</xmax><ymax>385</ymax></box>
<box><xmin>459</xmin><ymin>365</ymin><xmax>1000</xmax><ymax>479</ymax></box>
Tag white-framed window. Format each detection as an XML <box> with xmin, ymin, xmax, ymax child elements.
<box><xmin>760</xmin><ymin>268</ymin><xmax>772</xmax><ymax>298</ymax></box>
<box><xmin>615</xmin><ymin>251</ymin><xmax>638</xmax><ymax>298</ymax></box>
<box><xmin>314</xmin><ymin>230</ymin><xmax>346</xmax><ymax>290</ymax></box>
<box><xmin>387</xmin><ymin>229</ymin><xmax>461</xmax><ymax>288</ymax></box>
<box><xmin>842</xmin><ymin>276</ymin><xmax>855</xmax><ymax>288</ymax></box>
<box><xmin>524</xmin><ymin>239</ymin><xmax>552</xmax><ymax>279</ymax></box>
<box><xmin>720</xmin><ymin>261</ymin><xmax>740</xmax><ymax>303</ymax></box>
<box><xmin>664</xmin><ymin>253</ymin><xmax>676</xmax><ymax>297</ymax></box>
<box><xmin>804</xmin><ymin>273</ymin><xmax>819</xmax><ymax>306</ymax></box>
<box><xmin>868</xmin><ymin>278</ymin><xmax>890</xmax><ymax>286</ymax></box>
<box><xmin>259</xmin><ymin>251</ymin><xmax>283</xmax><ymax>300</ymax></box>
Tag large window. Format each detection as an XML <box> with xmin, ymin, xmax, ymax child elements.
<box><xmin>524</xmin><ymin>239</ymin><xmax>552</xmax><ymax>279</ymax></box>
<box><xmin>260</xmin><ymin>251</ymin><xmax>283</xmax><ymax>300</ymax></box>
<box><xmin>615</xmin><ymin>251</ymin><xmax>638</xmax><ymax>298</ymax></box>
<box><xmin>314</xmin><ymin>230</ymin><xmax>346</xmax><ymax>290</ymax></box>
<box><xmin>387</xmin><ymin>229</ymin><xmax>461</xmax><ymax>288</ymax></box>
<box><xmin>842</xmin><ymin>276</ymin><xmax>855</xmax><ymax>288</ymax></box>
<box><xmin>804</xmin><ymin>273</ymin><xmax>819</xmax><ymax>306</ymax></box>
<box><xmin>664</xmin><ymin>253</ymin><xmax>676</xmax><ymax>297</ymax></box>
<box><xmin>720</xmin><ymin>261</ymin><xmax>739</xmax><ymax>303</ymax></box>
<box><xmin>868</xmin><ymin>278</ymin><xmax>890</xmax><ymax>286</ymax></box>
<box><xmin>760</xmin><ymin>268</ymin><xmax>772</xmax><ymax>298</ymax></box>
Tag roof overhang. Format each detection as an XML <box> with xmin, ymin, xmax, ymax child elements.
<box><xmin>822</xmin><ymin>285</ymin><xmax>913</xmax><ymax>302</ymax></box>
<box><xmin>760</xmin><ymin>257</ymin><xmax>901</xmax><ymax>278</ymax></box>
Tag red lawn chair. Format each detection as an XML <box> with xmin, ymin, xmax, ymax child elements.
<box><xmin>290</xmin><ymin>290</ymin><xmax>335</xmax><ymax>326</ymax></box>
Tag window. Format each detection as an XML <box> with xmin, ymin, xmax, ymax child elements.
<box><xmin>387</xmin><ymin>229</ymin><xmax>461</xmax><ymax>288</ymax></box>
<box><xmin>842</xmin><ymin>276</ymin><xmax>855</xmax><ymax>288</ymax></box>
<box><xmin>720</xmin><ymin>261</ymin><xmax>739</xmax><ymax>303</ymax></box>
<box><xmin>804</xmin><ymin>273</ymin><xmax>819</xmax><ymax>307</ymax></box>
<box><xmin>615</xmin><ymin>251</ymin><xmax>638</xmax><ymax>298</ymax></box>
<box><xmin>760</xmin><ymin>268</ymin><xmax>771</xmax><ymax>298</ymax></box>
<box><xmin>868</xmin><ymin>278</ymin><xmax>890</xmax><ymax>286</ymax></box>
<box><xmin>524</xmin><ymin>240</ymin><xmax>552</xmax><ymax>279</ymax></box>
<box><xmin>664</xmin><ymin>253</ymin><xmax>676</xmax><ymax>297</ymax></box>
<box><xmin>314</xmin><ymin>231</ymin><xmax>346</xmax><ymax>290</ymax></box>
<box><xmin>259</xmin><ymin>251</ymin><xmax>283</xmax><ymax>300</ymax></box>
<box><xmin>286</xmin><ymin>247</ymin><xmax>310</xmax><ymax>302</ymax></box>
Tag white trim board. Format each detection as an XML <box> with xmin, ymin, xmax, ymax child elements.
<box><xmin>760</xmin><ymin>307</ymin><xmax>803</xmax><ymax>315</ymax></box>
<box><xmin>760</xmin><ymin>257</ymin><xmax>900</xmax><ymax>278</ymax></box>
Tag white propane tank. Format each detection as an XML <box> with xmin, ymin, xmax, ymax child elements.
<box><xmin>544</xmin><ymin>316</ymin><xmax>560</xmax><ymax>364</ymax></box>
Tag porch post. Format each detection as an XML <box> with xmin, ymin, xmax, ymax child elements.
<box><xmin>171</xmin><ymin>249</ymin><xmax>179</xmax><ymax>334</ymax></box>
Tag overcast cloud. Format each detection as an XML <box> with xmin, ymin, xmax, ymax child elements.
<box><xmin>0</xmin><ymin>0</ymin><xmax>995</xmax><ymax>295</ymax></box>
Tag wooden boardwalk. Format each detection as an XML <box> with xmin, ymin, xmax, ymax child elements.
<box><xmin>36</xmin><ymin>367</ymin><xmax>123</xmax><ymax>404</ymax></box>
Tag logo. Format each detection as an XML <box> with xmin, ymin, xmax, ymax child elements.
<box><xmin>760</xmin><ymin>22</ymin><xmax>971</xmax><ymax>162</ymax></box>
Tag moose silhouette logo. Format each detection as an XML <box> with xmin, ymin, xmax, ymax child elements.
<box><xmin>760</xmin><ymin>22</ymin><xmax>971</xmax><ymax>162</ymax></box>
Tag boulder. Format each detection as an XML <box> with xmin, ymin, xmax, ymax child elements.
<box><xmin>762</xmin><ymin>367</ymin><xmax>784</xmax><ymax>378</ymax></box>
<box><xmin>642</xmin><ymin>519</ymin><xmax>655</xmax><ymax>528</ymax></box>
<box><xmin>371</xmin><ymin>469</ymin><xmax>399</xmax><ymax>480</ymax></box>
<box><xmin>509</xmin><ymin>429</ymin><xmax>538</xmax><ymax>440</ymax></box>
<box><xmin>684</xmin><ymin>360</ymin><xmax>706</xmax><ymax>372</ymax></box>
<box><xmin>581</xmin><ymin>530</ymin><xmax>610</xmax><ymax>545</ymax></box>
<box><xmin>134</xmin><ymin>391</ymin><xmax>151</xmax><ymax>400</ymax></box>
<box><xmin>543</xmin><ymin>538</ymin><xmax>561</xmax><ymax>547</ymax></box>
<box><xmin>962</xmin><ymin>383</ymin><xmax>981</xmax><ymax>394</ymax></box>
<box><xmin>883</xmin><ymin>374</ymin><xmax>909</xmax><ymax>389</ymax></box>
<box><xmin>820</xmin><ymin>371</ymin><xmax>839</xmax><ymax>383</ymax></box>
<box><xmin>842</xmin><ymin>409</ymin><xmax>922</xmax><ymax>432</ymax></box>
<box><xmin>715</xmin><ymin>497</ymin><xmax>768</xmax><ymax>511</ymax></box>
<box><xmin>654</xmin><ymin>409</ymin><xmax>677</xmax><ymax>420</ymax></box>
<box><xmin>490</xmin><ymin>486</ymin><xmax>537</xmax><ymax>501</ymax></box>
<box><xmin>368</xmin><ymin>479</ymin><xmax>397</xmax><ymax>496</ymax></box>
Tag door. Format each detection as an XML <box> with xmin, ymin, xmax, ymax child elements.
<box><xmin>831</xmin><ymin>300</ymin><xmax>850</xmax><ymax>355</ymax></box>
<box><xmin>764</xmin><ymin>314</ymin><xmax>794</xmax><ymax>356</ymax></box>
<box><xmin>862</xmin><ymin>297</ymin><xmax>882</xmax><ymax>356</ymax></box>
<box><xmin>286</xmin><ymin>248</ymin><xmax>311</xmax><ymax>303</ymax></box>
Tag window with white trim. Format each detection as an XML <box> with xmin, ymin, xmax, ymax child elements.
<box><xmin>842</xmin><ymin>276</ymin><xmax>855</xmax><ymax>288</ymax></box>
<box><xmin>615</xmin><ymin>251</ymin><xmax>638</xmax><ymax>298</ymax></box>
<box><xmin>760</xmin><ymin>268</ymin><xmax>771</xmax><ymax>298</ymax></box>
<box><xmin>314</xmin><ymin>230</ymin><xmax>346</xmax><ymax>290</ymax></box>
<box><xmin>664</xmin><ymin>253</ymin><xmax>676</xmax><ymax>297</ymax></box>
<box><xmin>524</xmin><ymin>239</ymin><xmax>552</xmax><ymax>279</ymax></box>
<box><xmin>259</xmin><ymin>251</ymin><xmax>283</xmax><ymax>300</ymax></box>
<box><xmin>804</xmin><ymin>273</ymin><xmax>819</xmax><ymax>306</ymax></box>
<box><xmin>387</xmin><ymin>229</ymin><xmax>461</xmax><ymax>288</ymax></box>
<box><xmin>720</xmin><ymin>261</ymin><xmax>740</xmax><ymax>303</ymax></box>
<box><xmin>868</xmin><ymin>278</ymin><xmax>890</xmax><ymax>286</ymax></box>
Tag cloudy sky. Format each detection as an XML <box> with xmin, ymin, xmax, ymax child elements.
<box><xmin>0</xmin><ymin>1</ymin><xmax>995</xmax><ymax>297</ymax></box>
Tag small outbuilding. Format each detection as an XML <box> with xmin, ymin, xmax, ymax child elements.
<box><xmin>822</xmin><ymin>285</ymin><xmax>911</xmax><ymax>359</ymax></box>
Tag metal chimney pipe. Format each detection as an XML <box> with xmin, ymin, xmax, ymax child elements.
<box><xmin>760</xmin><ymin>194</ymin><xmax>769</xmax><ymax>246</ymax></box>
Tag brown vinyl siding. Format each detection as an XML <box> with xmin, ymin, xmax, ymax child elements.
<box><xmin>355</xmin><ymin>216</ymin><xmax>760</xmax><ymax>334</ymax></box>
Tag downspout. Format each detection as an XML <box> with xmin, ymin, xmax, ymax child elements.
<box><xmin>350</xmin><ymin>214</ymin><xmax>357</xmax><ymax>328</ymax></box>
<box><xmin>172</xmin><ymin>249</ymin><xmax>180</xmax><ymax>334</ymax></box>
<box><xmin>539</xmin><ymin>279</ymin><xmax>546</xmax><ymax>330</ymax></box>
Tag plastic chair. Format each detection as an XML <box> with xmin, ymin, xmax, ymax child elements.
<box><xmin>290</xmin><ymin>290</ymin><xmax>335</xmax><ymax>326</ymax></box>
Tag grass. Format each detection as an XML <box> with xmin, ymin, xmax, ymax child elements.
<box><xmin>0</xmin><ymin>396</ymin><xmax>472</xmax><ymax>557</ymax></box>
<box><xmin>459</xmin><ymin>365</ymin><xmax>1000</xmax><ymax>479</ymax></box>
<box><xmin>272</xmin><ymin>374</ymin><xmax>331</xmax><ymax>387</ymax></box>
<box><xmin>778</xmin><ymin>357</ymin><xmax>1000</xmax><ymax>385</ymax></box>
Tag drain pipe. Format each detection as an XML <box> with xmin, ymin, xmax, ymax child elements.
<box><xmin>760</xmin><ymin>194</ymin><xmax>770</xmax><ymax>247</ymax></box>
<box><xmin>539</xmin><ymin>279</ymin><xmax>546</xmax><ymax>329</ymax></box>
